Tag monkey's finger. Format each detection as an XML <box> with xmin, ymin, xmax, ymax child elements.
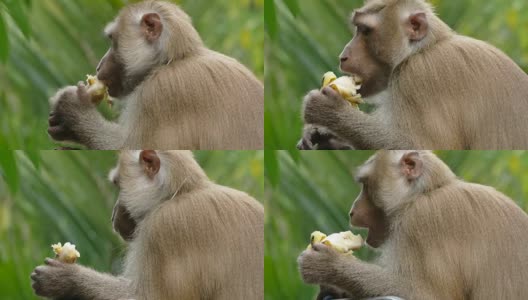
<box><xmin>321</xmin><ymin>86</ymin><xmax>341</xmax><ymax>100</ymax></box>
<box><xmin>30</xmin><ymin>271</ymin><xmax>39</xmax><ymax>280</ymax></box>
<box><xmin>311</xmin><ymin>242</ymin><xmax>330</xmax><ymax>252</ymax></box>
<box><xmin>45</xmin><ymin>258</ymin><xmax>60</xmax><ymax>266</ymax></box>
<box><xmin>48</xmin><ymin>114</ymin><xmax>60</xmax><ymax>127</ymax></box>
<box><xmin>297</xmin><ymin>138</ymin><xmax>311</xmax><ymax>150</ymax></box>
<box><xmin>48</xmin><ymin>126</ymin><xmax>67</xmax><ymax>141</ymax></box>
<box><xmin>77</xmin><ymin>82</ymin><xmax>90</xmax><ymax>104</ymax></box>
<box><xmin>31</xmin><ymin>281</ymin><xmax>41</xmax><ymax>293</ymax></box>
<box><xmin>301</xmin><ymin>138</ymin><xmax>313</xmax><ymax>150</ymax></box>
<box><xmin>296</xmin><ymin>139</ymin><xmax>303</xmax><ymax>150</ymax></box>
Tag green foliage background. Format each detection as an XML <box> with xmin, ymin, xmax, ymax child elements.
<box><xmin>264</xmin><ymin>0</ymin><xmax>528</xmax><ymax>149</ymax></box>
<box><xmin>264</xmin><ymin>151</ymin><xmax>528</xmax><ymax>299</ymax></box>
<box><xmin>0</xmin><ymin>0</ymin><xmax>264</xmax><ymax>150</ymax></box>
<box><xmin>0</xmin><ymin>150</ymin><xmax>264</xmax><ymax>300</ymax></box>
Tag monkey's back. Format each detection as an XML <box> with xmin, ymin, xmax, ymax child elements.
<box><xmin>139</xmin><ymin>183</ymin><xmax>263</xmax><ymax>299</ymax></box>
<box><xmin>393</xmin><ymin>35</ymin><xmax>528</xmax><ymax>149</ymax></box>
<box><xmin>394</xmin><ymin>181</ymin><xmax>528</xmax><ymax>299</ymax></box>
<box><xmin>130</xmin><ymin>48</ymin><xmax>264</xmax><ymax>149</ymax></box>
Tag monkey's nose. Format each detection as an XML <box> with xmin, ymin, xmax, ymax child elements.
<box><xmin>349</xmin><ymin>211</ymin><xmax>354</xmax><ymax>217</ymax></box>
<box><xmin>340</xmin><ymin>56</ymin><xmax>349</xmax><ymax>62</ymax></box>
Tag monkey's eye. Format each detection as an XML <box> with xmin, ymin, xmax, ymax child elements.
<box><xmin>357</xmin><ymin>25</ymin><xmax>372</xmax><ymax>36</ymax></box>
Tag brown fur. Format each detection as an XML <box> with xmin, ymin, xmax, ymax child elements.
<box><xmin>129</xmin><ymin>49</ymin><xmax>264</xmax><ymax>149</ymax></box>
<box><xmin>31</xmin><ymin>150</ymin><xmax>264</xmax><ymax>300</ymax></box>
<box><xmin>298</xmin><ymin>150</ymin><xmax>528</xmax><ymax>299</ymax></box>
<box><xmin>48</xmin><ymin>1</ymin><xmax>263</xmax><ymax>150</ymax></box>
<box><xmin>300</xmin><ymin>0</ymin><xmax>528</xmax><ymax>150</ymax></box>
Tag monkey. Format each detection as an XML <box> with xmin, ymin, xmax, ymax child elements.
<box><xmin>296</xmin><ymin>125</ymin><xmax>354</xmax><ymax>150</ymax></box>
<box><xmin>298</xmin><ymin>0</ymin><xmax>528</xmax><ymax>150</ymax></box>
<box><xmin>298</xmin><ymin>150</ymin><xmax>528</xmax><ymax>299</ymax></box>
<box><xmin>47</xmin><ymin>1</ymin><xmax>264</xmax><ymax>150</ymax></box>
<box><xmin>31</xmin><ymin>150</ymin><xmax>264</xmax><ymax>300</ymax></box>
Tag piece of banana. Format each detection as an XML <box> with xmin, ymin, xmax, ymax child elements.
<box><xmin>51</xmin><ymin>242</ymin><xmax>80</xmax><ymax>263</ymax></box>
<box><xmin>307</xmin><ymin>230</ymin><xmax>363</xmax><ymax>254</ymax></box>
<box><xmin>321</xmin><ymin>71</ymin><xmax>363</xmax><ymax>107</ymax></box>
<box><xmin>307</xmin><ymin>231</ymin><xmax>327</xmax><ymax>249</ymax></box>
<box><xmin>86</xmin><ymin>75</ymin><xmax>111</xmax><ymax>106</ymax></box>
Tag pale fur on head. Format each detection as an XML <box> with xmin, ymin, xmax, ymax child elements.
<box><xmin>109</xmin><ymin>150</ymin><xmax>208</xmax><ymax>220</ymax></box>
<box><xmin>358</xmin><ymin>0</ymin><xmax>452</xmax><ymax>67</ymax></box>
<box><xmin>358</xmin><ymin>150</ymin><xmax>456</xmax><ymax>215</ymax></box>
<box><xmin>113</xmin><ymin>0</ymin><xmax>203</xmax><ymax>77</ymax></box>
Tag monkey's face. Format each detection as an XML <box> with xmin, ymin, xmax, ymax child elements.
<box><xmin>97</xmin><ymin>11</ymin><xmax>164</xmax><ymax>98</ymax></box>
<box><xmin>341</xmin><ymin>2</ymin><xmax>429</xmax><ymax>98</ymax></box>
<box><xmin>349</xmin><ymin>182</ymin><xmax>388</xmax><ymax>248</ymax></box>
<box><xmin>96</xmin><ymin>46</ymin><xmax>126</xmax><ymax>98</ymax></box>
<box><xmin>339</xmin><ymin>35</ymin><xmax>391</xmax><ymax>98</ymax></box>
<box><xmin>108</xmin><ymin>151</ymin><xmax>163</xmax><ymax>240</ymax></box>
<box><xmin>108</xmin><ymin>162</ymin><xmax>137</xmax><ymax>241</ymax></box>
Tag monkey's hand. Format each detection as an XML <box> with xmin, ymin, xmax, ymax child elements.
<box><xmin>297</xmin><ymin>243</ymin><xmax>343</xmax><ymax>285</ymax></box>
<box><xmin>302</xmin><ymin>87</ymin><xmax>355</xmax><ymax>127</ymax></box>
<box><xmin>31</xmin><ymin>258</ymin><xmax>78</xmax><ymax>298</ymax></box>
<box><xmin>297</xmin><ymin>124</ymin><xmax>353</xmax><ymax>150</ymax></box>
<box><xmin>48</xmin><ymin>82</ymin><xmax>97</xmax><ymax>145</ymax></box>
<box><xmin>317</xmin><ymin>285</ymin><xmax>353</xmax><ymax>300</ymax></box>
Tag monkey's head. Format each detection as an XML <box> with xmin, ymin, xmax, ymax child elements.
<box><xmin>339</xmin><ymin>0</ymin><xmax>443</xmax><ymax>98</ymax></box>
<box><xmin>96</xmin><ymin>1</ymin><xmax>203</xmax><ymax>98</ymax></box>
<box><xmin>108</xmin><ymin>150</ymin><xmax>207</xmax><ymax>240</ymax></box>
<box><xmin>349</xmin><ymin>150</ymin><xmax>455</xmax><ymax>247</ymax></box>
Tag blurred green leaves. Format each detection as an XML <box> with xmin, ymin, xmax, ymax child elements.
<box><xmin>0</xmin><ymin>13</ymin><xmax>7</xmax><ymax>62</ymax></box>
<box><xmin>264</xmin><ymin>0</ymin><xmax>277</xmax><ymax>39</ymax></box>
<box><xmin>0</xmin><ymin>150</ymin><xmax>17</xmax><ymax>194</ymax></box>
<box><xmin>264</xmin><ymin>151</ymin><xmax>528</xmax><ymax>299</ymax></box>
<box><xmin>0</xmin><ymin>0</ymin><xmax>32</xmax><ymax>62</ymax></box>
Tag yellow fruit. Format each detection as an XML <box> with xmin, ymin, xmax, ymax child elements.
<box><xmin>52</xmin><ymin>242</ymin><xmax>80</xmax><ymax>264</ymax></box>
<box><xmin>321</xmin><ymin>71</ymin><xmax>363</xmax><ymax>107</ymax></box>
<box><xmin>322</xmin><ymin>231</ymin><xmax>363</xmax><ymax>254</ymax></box>
<box><xmin>86</xmin><ymin>75</ymin><xmax>111</xmax><ymax>106</ymax></box>
<box><xmin>321</xmin><ymin>72</ymin><xmax>337</xmax><ymax>87</ymax></box>
<box><xmin>307</xmin><ymin>231</ymin><xmax>327</xmax><ymax>249</ymax></box>
<box><xmin>307</xmin><ymin>230</ymin><xmax>363</xmax><ymax>254</ymax></box>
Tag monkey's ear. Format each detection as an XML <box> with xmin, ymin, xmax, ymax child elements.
<box><xmin>406</xmin><ymin>12</ymin><xmax>428</xmax><ymax>41</ymax></box>
<box><xmin>140</xmin><ymin>150</ymin><xmax>161</xmax><ymax>178</ymax></box>
<box><xmin>140</xmin><ymin>13</ymin><xmax>163</xmax><ymax>42</ymax></box>
<box><xmin>399</xmin><ymin>151</ymin><xmax>423</xmax><ymax>181</ymax></box>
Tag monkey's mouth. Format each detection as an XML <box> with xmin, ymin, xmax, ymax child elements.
<box><xmin>350</xmin><ymin>74</ymin><xmax>363</xmax><ymax>85</ymax></box>
<box><xmin>366</xmin><ymin>232</ymin><xmax>376</xmax><ymax>246</ymax></box>
<box><xmin>365</xmin><ymin>227</ymin><xmax>386</xmax><ymax>248</ymax></box>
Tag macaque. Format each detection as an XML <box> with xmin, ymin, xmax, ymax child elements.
<box><xmin>298</xmin><ymin>150</ymin><xmax>528</xmax><ymax>299</ymax></box>
<box><xmin>297</xmin><ymin>124</ymin><xmax>353</xmax><ymax>150</ymax></box>
<box><xmin>48</xmin><ymin>1</ymin><xmax>263</xmax><ymax>150</ymax></box>
<box><xmin>299</xmin><ymin>0</ymin><xmax>528</xmax><ymax>149</ymax></box>
<box><xmin>31</xmin><ymin>150</ymin><xmax>264</xmax><ymax>300</ymax></box>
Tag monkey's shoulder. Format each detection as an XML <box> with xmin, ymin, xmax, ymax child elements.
<box><xmin>149</xmin><ymin>184</ymin><xmax>262</xmax><ymax>225</ymax></box>
<box><xmin>170</xmin><ymin>49</ymin><xmax>260</xmax><ymax>84</ymax></box>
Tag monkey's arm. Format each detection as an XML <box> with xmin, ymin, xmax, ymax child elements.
<box><xmin>328</xmin><ymin>257</ymin><xmax>402</xmax><ymax>297</ymax></box>
<box><xmin>48</xmin><ymin>83</ymin><xmax>126</xmax><ymax>150</ymax></box>
<box><xmin>302</xmin><ymin>88</ymin><xmax>413</xmax><ymax>149</ymax></box>
<box><xmin>298</xmin><ymin>244</ymin><xmax>403</xmax><ymax>298</ymax></box>
<box><xmin>317</xmin><ymin>285</ymin><xmax>353</xmax><ymax>300</ymax></box>
<box><xmin>31</xmin><ymin>258</ymin><xmax>132</xmax><ymax>300</ymax></box>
